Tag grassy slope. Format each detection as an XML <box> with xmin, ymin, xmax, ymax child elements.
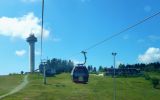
<box><xmin>147</xmin><ymin>72</ymin><xmax>160</xmax><ymax>79</ymax></box>
<box><xmin>0</xmin><ymin>75</ymin><xmax>23</xmax><ymax>96</ymax></box>
<box><xmin>2</xmin><ymin>73</ymin><xmax>160</xmax><ymax>100</ymax></box>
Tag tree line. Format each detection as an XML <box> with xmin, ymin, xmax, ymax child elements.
<box><xmin>98</xmin><ymin>62</ymin><xmax>160</xmax><ymax>72</ymax></box>
<box><xmin>39</xmin><ymin>58</ymin><xmax>99</xmax><ymax>75</ymax></box>
<box><xmin>39</xmin><ymin>57</ymin><xmax>160</xmax><ymax>74</ymax></box>
<box><xmin>39</xmin><ymin>58</ymin><xmax>74</xmax><ymax>74</ymax></box>
<box><xmin>118</xmin><ymin>62</ymin><xmax>160</xmax><ymax>72</ymax></box>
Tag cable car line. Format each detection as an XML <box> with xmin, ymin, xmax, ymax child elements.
<box><xmin>68</xmin><ymin>11</ymin><xmax>160</xmax><ymax>59</ymax></box>
<box><xmin>83</xmin><ymin>11</ymin><xmax>160</xmax><ymax>51</ymax></box>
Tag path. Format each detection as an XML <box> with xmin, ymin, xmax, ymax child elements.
<box><xmin>0</xmin><ymin>74</ymin><xmax>29</xmax><ymax>99</ymax></box>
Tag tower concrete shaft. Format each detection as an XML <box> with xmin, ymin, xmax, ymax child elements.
<box><xmin>26</xmin><ymin>34</ymin><xmax>37</xmax><ymax>73</ymax></box>
<box><xmin>29</xmin><ymin>43</ymin><xmax>35</xmax><ymax>72</ymax></box>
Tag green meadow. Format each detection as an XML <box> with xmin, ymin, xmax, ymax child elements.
<box><xmin>0</xmin><ymin>75</ymin><xmax>23</xmax><ymax>96</ymax></box>
<box><xmin>0</xmin><ymin>73</ymin><xmax>160</xmax><ymax>100</ymax></box>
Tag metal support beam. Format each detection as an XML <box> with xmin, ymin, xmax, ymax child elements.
<box><xmin>112</xmin><ymin>52</ymin><xmax>117</xmax><ymax>100</ymax></box>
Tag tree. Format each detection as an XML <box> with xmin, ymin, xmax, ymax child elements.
<box><xmin>88</xmin><ymin>65</ymin><xmax>93</xmax><ymax>72</ymax></box>
<box><xmin>98</xmin><ymin>66</ymin><xmax>104</xmax><ymax>72</ymax></box>
<box><xmin>118</xmin><ymin>64</ymin><xmax>125</xmax><ymax>69</ymax></box>
<box><xmin>144</xmin><ymin>73</ymin><xmax>151</xmax><ymax>80</ymax></box>
<box><xmin>21</xmin><ymin>71</ymin><xmax>24</xmax><ymax>75</ymax></box>
<box><xmin>87</xmin><ymin>66</ymin><xmax>91</xmax><ymax>72</ymax></box>
<box><xmin>39</xmin><ymin>58</ymin><xmax>74</xmax><ymax>75</ymax></box>
<box><xmin>67</xmin><ymin>60</ymin><xmax>74</xmax><ymax>72</ymax></box>
<box><xmin>152</xmin><ymin>77</ymin><xmax>159</xmax><ymax>89</ymax></box>
<box><xmin>93</xmin><ymin>67</ymin><xmax>97</xmax><ymax>72</ymax></box>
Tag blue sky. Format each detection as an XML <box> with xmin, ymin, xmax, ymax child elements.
<box><xmin>0</xmin><ymin>0</ymin><xmax>160</xmax><ymax>75</ymax></box>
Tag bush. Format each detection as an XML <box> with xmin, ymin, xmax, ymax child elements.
<box><xmin>151</xmin><ymin>77</ymin><xmax>159</xmax><ymax>89</ymax></box>
<box><xmin>9</xmin><ymin>73</ymin><xmax>19</xmax><ymax>76</ymax></box>
<box><xmin>21</xmin><ymin>71</ymin><xmax>24</xmax><ymax>75</ymax></box>
<box><xmin>144</xmin><ymin>73</ymin><xmax>151</xmax><ymax>80</ymax></box>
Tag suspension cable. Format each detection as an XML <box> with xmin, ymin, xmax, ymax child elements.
<box><xmin>84</xmin><ymin>11</ymin><xmax>160</xmax><ymax>51</ymax></box>
<box><xmin>68</xmin><ymin>11</ymin><xmax>160</xmax><ymax>59</ymax></box>
<box><xmin>41</xmin><ymin>0</ymin><xmax>44</xmax><ymax>61</ymax></box>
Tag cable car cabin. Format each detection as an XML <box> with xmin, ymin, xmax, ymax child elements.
<box><xmin>45</xmin><ymin>69</ymin><xmax>56</xmax><ymax>77</ymax></box>
<box><xmin>39</xmin><ymin>63</ymin><xmax>56</xmax><ymax>77</ymax></box>
<box><xmin>71</xmin><ymin>64</ymin><xmax>89</xmax><ymax>83</ymax></box>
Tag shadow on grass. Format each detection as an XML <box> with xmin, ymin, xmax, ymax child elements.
<box><xmin>46</xmin><ymin>83</ymin><xmax>66</xmax><ymax>88</ymax></box>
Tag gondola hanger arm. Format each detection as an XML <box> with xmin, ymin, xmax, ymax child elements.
<box><xmin>81</xmin><ymin>51</ymin><xmax>87</xmax><ymax>65</ymax></box>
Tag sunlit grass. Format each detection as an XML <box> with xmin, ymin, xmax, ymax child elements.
<box><xmin>2</xmin><ymin>73</ymin><xmax>160</xmax><ymax>100</ymax></box>
<box><xmin>0</xmin><ymin>74</ymin><xmax>23</xmax><ymax>95</ymax></box>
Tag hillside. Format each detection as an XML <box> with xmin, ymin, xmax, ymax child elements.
<box><xmin>1</xmin><ymin>73</ymin><xmax>160</xmax><ymax>100</ymax></box>
<box><xmin>0</xmin><ymin>75</ymin><xmax>23</xmax><ymax>96</ymax></box>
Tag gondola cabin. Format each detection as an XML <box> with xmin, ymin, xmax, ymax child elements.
<box><xmin>39</xmin><ymin>63</ymin><xmax>56</xmax><ymax>77</ymax></box>
<box><xmin>71</xmin><ymin>64</ymin><xmax>89</xmax><ymax>83</ymax></box>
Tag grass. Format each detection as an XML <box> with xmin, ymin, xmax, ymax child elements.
<box><xmin>0</xmin><ymin>74</ymin><xmax>23</xmax><ymax>96</ymax></box>
<box><xmin>1</xmin><ymin>73</ymin><xmax>160</xmax><ymax>100</ymax></box>
<box><xmin>146</xmin><ymin>72</ymin><xmax>160</xmax><ymax>79</ymax></box>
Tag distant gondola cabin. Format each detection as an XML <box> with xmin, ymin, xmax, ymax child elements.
<box><xmin>39</xmin><ymin>63</ymin><xmax>56</xmax><ymax>77</ymax></box>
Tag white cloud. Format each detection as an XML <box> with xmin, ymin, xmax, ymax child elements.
<box><xmin>138</xmin><ymin>47</ymin><xmax>160</xmax><ymax>63</ymax></box>
<box><xmin>0</xmin><ymin>12</ymin><xmax>49</xmax><ymax>39</ymax></box>
<box><xmin>15</xmin><ymin>50</ymin><xmax>26</xmax><ymax>57</ymax></box>
<box><xmin>48</xmin><ymin>35</ymin><xmax>61</xmax><ymax>42</ymax></box>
